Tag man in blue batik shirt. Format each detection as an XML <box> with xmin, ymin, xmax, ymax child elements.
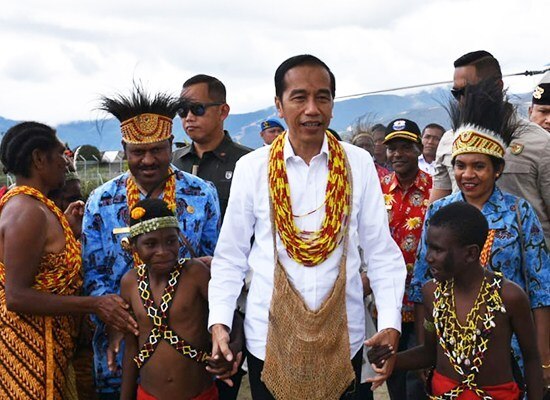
<box><xmin>82</xmin><ymin>87</ymin><xmax>220</xmax><ymax>399</ymax></box>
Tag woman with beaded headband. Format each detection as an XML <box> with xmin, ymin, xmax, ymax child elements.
<box><xmin>0</xmin><ymin>122</ymin><xmax>138</xmax><ymax>400</ymax></box>
<box><xmin>408</xmin><ymin>79</ymin><xmax>550</xmax><ymax>396</ymax></box>
<box><xmin>120</xmin><ymin>199</ymin><xmax>240</xmax><ymax>400</ymax></box>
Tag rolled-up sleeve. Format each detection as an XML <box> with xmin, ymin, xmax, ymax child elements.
<box><xmin>208</xmin><ymin>157</ymin><xmax>255</xmax><ymax>331</ymax></box>
<box><xmin>358</xmin><ymin>158</ymin><xmax>406</xmax><ymax>332</ymax></box>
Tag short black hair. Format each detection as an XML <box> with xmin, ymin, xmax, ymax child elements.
<box><xmin>274</xmin><ymin>54</ymin><xmax>335</xmax><ymax>99</ymax></box>
<box><xmin>130</xmin><ymin>198</ymin><xmax>176</xmax><ymax>226</ymax></box>
<box><xmin>453</xmin><ymin>50</ymin><xmax>502</xmax><ymax>80</ymax></box>
<box><xmin>370</xmin><ymin>123</ymin><xmax>386</xmax><ymax>133</ymax></box>
<box><xmin>0</xmin><ymin>122</ymin><xmax>60</xmax><ymax>178</ymax></box>
<box><xmin>182</xmin><ymin>74</ymin><xmax>226</xmax><ymax>103</ymax></box>
<box><xmin>422</xmin><ymin>123</ymin><xmax>445</xmax><ymax>136</ymax></box>
<box><xmin>429</xmin><ymin>202</ymin><xmax>488</xmax><ymax>249</ymax></box>
<box><xmin>100</xmin><ymin>84</ymin><xmax>180</xmax><ymax>123</ymax></box>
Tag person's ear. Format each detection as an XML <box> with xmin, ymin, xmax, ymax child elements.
<box><xmin>275</xmin><ymin>96</ymin><xmax>284</xmax><ymax>119</ymax></box>
<box><xmin>220</xmin><ymin>103</ymin><xmax>230</xmax><ymax>121</ymax></box>
<box><xmin>31</xmin><ymin>148</ymin><xmax>47</xmax><ymax>171</ymax></box>
<box><xmin>465</xmin><ymin>244</ymin><xmax>480</xmax><ymax>264</ymax></box>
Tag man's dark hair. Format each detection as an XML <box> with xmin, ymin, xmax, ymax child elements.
<box><xmin>422</xmin><ymin>123</ymin><xmax>445</xmax><ymax>136</ymax></box>
<box><xmin>0</xmin><ymin>122</ymin><xmax>60</xmax><ymax>178</ymax></box>
<box><xmin>130</xmin><ymin>198</ymin><xmax>176</xmax><ymax>226</ymax></box>
<box><xmin>100</xmin><ymin>84</ymin><xmax>180</xmax><ymax>123</ymax></box>
<box><xmin>453</xmin><ymin>50</ymin><xmax>502</xmax><ymax>80</ymax></box>
<box><xmin>274</xmin><ymin>55</ymin><xmax>335</xmax><ymax>99</ymax></box>
<box><xmin>429</xmin><ymin>202</ymin><xmax>488</xmax><ymax>250</ymax></box>
<box><xmin>182</xmin><ymin>74</ymin><xmax>226</xmax><ymax>103</ymax></box>
<box><xmin>370</xmin><ymin>123</ymin><xmax>386</xmax><ymax>133</ymax></box>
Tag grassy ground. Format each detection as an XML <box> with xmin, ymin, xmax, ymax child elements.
<box><xmin>236</xmin><ymin>378</ymin><xmax>390</xmax><ymax>400</ymax></box>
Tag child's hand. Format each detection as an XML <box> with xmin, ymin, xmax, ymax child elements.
<box><xmin>106</xmin><ymin>327</ymin><xmax>124</xmax><ymax>372</ymax></box>
<box><xmin>206</xmin><ymin>351</ymin><xmax>243</xmax><ymax>386</ymax></box>
<box><xmin>367</xmin><ymin>344</ymin><xmax>394</xmax><ymax>369</ymax></box>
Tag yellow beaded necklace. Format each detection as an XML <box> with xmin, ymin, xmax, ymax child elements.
<box><xmin>268</xmin><ymin>132</ymin><xmax>351</xmax><ymax>267</ymax></box>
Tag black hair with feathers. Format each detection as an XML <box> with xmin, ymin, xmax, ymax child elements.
<box><xmin>99</xmin><ymin>83</ymin><xmax>180</xmax><ymax>123</ymax></box>
<box><xmin>447</xmin><ymin>78</ymin><xmax>518</xmax><ymax>148</ymax></box>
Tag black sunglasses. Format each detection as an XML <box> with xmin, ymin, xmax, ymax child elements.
<box><xmin>177</xmin><ymin>102</ymin><xmax>224</xmax><ymax>118</ymax></box>
<box><xmin>450</xmin><ymin>87</ymin><xmax>465</xmax><ymax>100</ymax></box>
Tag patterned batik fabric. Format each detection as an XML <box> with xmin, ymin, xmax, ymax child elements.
<box><xmin>410</xmin><ymin>186</ymin><xmax>550</xmax><ymax>370</ymax></box>
<box><xmin>380</xmin><ymin>170</ymin><xmax>432</xmax><ymax>323</ymax></box>
<box><xmin>0</xmin><ymin>186</ymin><xmax>82</xmax><ymax>400</ymax></box>
<box><xmin>82</xmin><ymin>167</ymin><xmax>220</xmax><ymax>394</ymax></box>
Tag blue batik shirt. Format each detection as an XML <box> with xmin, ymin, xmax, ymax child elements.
<box><xmin>410</xmin><ymin>186</ymin><xmax>550</xmax><ymax>371</ymax></box>
<box><xmin>82</xmin><ymin>167</ymin><xmax>220</xmax><ymax>394</ymax></box>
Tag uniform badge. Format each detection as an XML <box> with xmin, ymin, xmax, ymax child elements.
<box><xmin>225</xmin><ymin>171</ymin><xmax>233</xmax><ymax>180</ymax></box>
<box><xmin>533</xmin><ymin>86</ymin><xmax>544</xmax><ymax>100</ymax></box>
<box><xmin>186</xmin><ymin>205</ymin><xmax>195</xmax><ymax>214</ymax></box>
<box><xmin>393</xmin><ymin>120</ymin><xmax>406</xmax><ymax>131</ymax></box>
<box><xmin>510</xmin><ymin>143</ymin><xmax>524</xmax><ymax>155</ymax></box>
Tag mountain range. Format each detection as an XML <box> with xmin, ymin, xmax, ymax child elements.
<box><xmin>0</xmin><ymin>88</ymin><xmax>531</xmax><ymax>151</ymax></box>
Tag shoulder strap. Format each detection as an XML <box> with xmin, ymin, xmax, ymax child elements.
<box><xmin>514</xmin><ymin>198</ymin><xmax>530</xmax><ymax>304</ymax></box>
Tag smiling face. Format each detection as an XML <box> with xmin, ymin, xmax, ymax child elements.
<box><xmin>453</xmin><ymin>153</ymin><xmax>501</xmax><ymax>206</ymax></box>
<box><xmin>386</xmin><ymin>139</ymin><xmax>421</xmax><ymax>177</ymax></box>
<box><xmin>124</xmin><ymin>139</ymin><xmax>172</xmax><ymax>191</ymax></box>
<box><xmin>275</xmin><ymin>64</ymin><xmax>333</xmax><ymax>146</ymax></box>
<box><xmin>133</xmin><ymin>227</ymin><xmax>180</xmax><ymax>274</ymax></box>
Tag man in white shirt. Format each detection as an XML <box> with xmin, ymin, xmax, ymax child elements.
<box><xmin>418</xmin><ymin>123</ymin><xmax>445</xmax><ymax>175</ymax></box>
<box><xmin>208</xmin><ymin>54</ymin><xmax>406</xmax><ymax>400</ymax></box>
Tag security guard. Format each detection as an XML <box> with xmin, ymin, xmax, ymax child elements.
<box><xmin>172</xmin><ymin>74</ymin><xmax>251</xmax><ymax>222</ymax></box>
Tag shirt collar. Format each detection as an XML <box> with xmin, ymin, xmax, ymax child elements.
<box><xmin>387</xmin><ymin>169</ymin><xmax>429</xmax><ymax>193</ymax></box>
<box><xmin>283</xmin><ymin>132</ymin><xmax>329</xmax><ymax>162</ymax></box>
<box><xmin>187</xmin><ymin>131</ymin><xmax>233</xmax><ymax>161</ymax></box>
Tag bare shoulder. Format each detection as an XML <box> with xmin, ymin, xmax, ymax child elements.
<box><xmin>185</xmin><ymin>259</ymin><xmax>211</xmax><ymax>281</ymax></box>
<box><xmin>500</xmin><ymin>277</ymin><xmax>529</xmax><ymax>312</ymax></box>
<box><xmin>120</xmin><ymin>268</ymin><xmax>138</xmax><ymax>298</ymax></box>
<box><xmin>0</xmin><ymin>195</ymin><xmax>49</xmax><ymax>234</ymax></box>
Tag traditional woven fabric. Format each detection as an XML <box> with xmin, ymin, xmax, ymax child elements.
<box><xmin>268</xmin><ymin>131</ymin><xmax>351</xmax><ymax>267</ymax></box>
<box><xmin>134</xmin><ymin>259</ymin><xmax>209</xmax><ymax>368</ymax></box>
<box><xmin>120</xmin><ymin>113</ymin><xmax>173</xmax><ymax>144</ymax></box>
<box><xmin>0</xmin><ymin>186</ymin><xmax>82</xmax><ymax>400</ymax></box>
<box><xmin>431</xmin><ymin>272</ymin><xmax>505</xmax><ymax>399</ymax></box>
<box><xmin>126</xmin><ymin>170</ymin><xmax>176</xmax><ymax>266</ymax></box>
<box><xmin>261</xmin><ymin>155</ymin><xmax>355</xmax><ymax>400</ymax></box>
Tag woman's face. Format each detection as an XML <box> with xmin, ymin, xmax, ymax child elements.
<box><xmin>454</xmin><ymin>153</ymin><xmax>501</xmax><ymax>205</ymax></box>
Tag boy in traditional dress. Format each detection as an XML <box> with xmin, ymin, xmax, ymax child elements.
<box><xmin>369</xmin><ymin>202</ymin><xmax>543</xmax><ymax>399</ymax></box>
<box><xmin>120</xmin><ymin>199</ymin><xmax>240</xmax><ymax>400</ymax></box>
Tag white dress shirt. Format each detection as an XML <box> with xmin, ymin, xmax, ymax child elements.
<box><xmin>208</xmin><ymin>134</ymin><xmax>406</xmax><ymax>360</ymax></box>
<box><xmin>418</xmin><ymin>154</ymin><xmax>435</xmax><ymax>175</ymax></box>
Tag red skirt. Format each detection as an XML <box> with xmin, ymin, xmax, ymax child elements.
<box><xmin>137</xmin><ymin>383</ymin><xmax>219</xmax><ymax>400</ymax></box>
<box><xmin>432</xmin><ymin>370</ymin><xmax>521</xmax><ymax>400</ymax></box>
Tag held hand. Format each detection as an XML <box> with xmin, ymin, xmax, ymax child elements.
<box><xmin>64</xmin><ymin>200</ymin><xmax>85</xmax><ymax>238</ymax></box>
<box><xmin>208</xmin><ymin>324</ymin><xmax>236</xmax><ymax>385</ymax></box>
<box><xmin>95</xmin><ymin>294</ymin><xmax>139</xmax><ymax>336</ymax></box>
<box><xmin>206</xmin><ymin>351</ymin><xmax>243</xmax><ymax>386</ymax></box>
<box><xmin>367</xmin><ymin>344</ymin><xmax>394</xmax><ymax>368</ymax></box>
<box><xmin>364</xmin><ymin>328</ymin><xmax>400</xmax><ymax>390</ymax></box>
<box><xmin>107</xmin><ymin>328</ymin><xmax>124</xmax><ymax>372</ymax></box>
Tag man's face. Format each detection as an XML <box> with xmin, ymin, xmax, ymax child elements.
<box><xmin>386</xmin><ymin>139</ymin><xmax>421</xmax><ymax>177</ymax></box>
<box><xmin>452</xmin><ymin>65</ymin><xmax>480</xmax><ymax>104</ymax></box>
<box><xmin>59</xmin><ymin>180</ymin><xmax>83</xmax><ymax>211</ymax></box>
<box><xmin>124</xmin><ymin>139</ymin><xmax>172</xmax><ymax>189</ymax></box>
<box><xmin>261</xmin><ymin>127</ymin><xmax>284</xmax><ymax>145</ymax></box>
<box><xmin>421</xmin><ymin>127</ymin><xmax>444</xmax><ymax>160</ymax></box>
<box><xmin>425</xmin><ymin>226</ymin><xmax>462</xmax><ymax>282</ymax></box>
<box><xmin>529</xmin><ymin>104</ymin><xmax>550</xmax><ymax>133</ymax></box>
<box><xmin>275</xmin><ymin>64</ymin><xmax>333</xmax><ymax>144</ymax></box>
<box><xmin>180</xmin><ymin>82</ymin><xmax>228</xmax><ymax>145</ymax></box>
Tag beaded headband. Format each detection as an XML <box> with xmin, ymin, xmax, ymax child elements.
<box><xmin>129</xmin><ymin>216</ymin><xmax>179</xmax><ymax>238</ymax></box>
<box><xmin>452</xmin><ymin>124</ymin><xmax>506</xmax><ymax>159</ymax></box>
<box><xmin>120</xmin><ymin>113</ymin><xmax>173</xmax><ymax>144</ymax></box>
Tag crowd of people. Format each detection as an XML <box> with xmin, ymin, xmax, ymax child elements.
<box><xmin>0</xmin><ymin>50</ymin><xmax>548</xmax><ymax>400</ymax></box>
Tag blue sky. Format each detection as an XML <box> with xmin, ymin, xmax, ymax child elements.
<box><xmin>1</xmin><ymin>0</ymin><xmax>548</xmax><ymax>124</ymax></box>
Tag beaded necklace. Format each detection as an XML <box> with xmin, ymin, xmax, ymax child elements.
<box><xmin>268</xmin><ymin>132</ymin><xmax>351</xmax><ymax>267</ymax></box>
<box><xmin>432</xmin><ymin>271</ymin><xmax>505</xmax><ymax>399</ymax></box>
<box><xmin>126</xmin><ymin>169</ymin><xmax>176</xmax><ymax>266</ymax></box>
<box><xmin>479</xmin><ymin>229</ymin><xmax>496</xmax><ymax>267</ymax></box>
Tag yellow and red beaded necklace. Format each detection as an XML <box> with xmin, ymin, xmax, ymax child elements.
<box><xmin>268</xmin><ymin>132</ymin><xmax>351</xmax><ymax>267</ymax></box>
<box><xmin>126</xmin><ymin>169</ymin><xmax>176</xmax><ymax>265</ymax></box>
